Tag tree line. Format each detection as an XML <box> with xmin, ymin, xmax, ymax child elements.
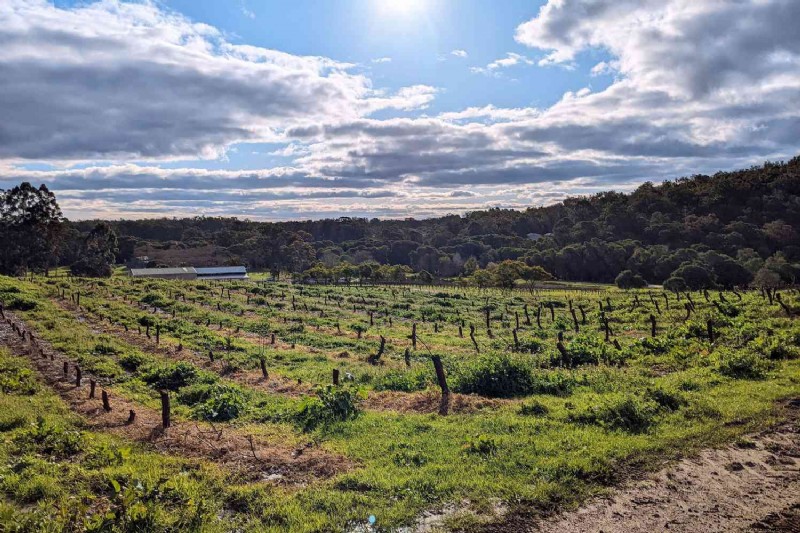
<box><xmin>2</xmin><ymin>156</ymin><xmax>799</xmax><ymax>289</ymax></box>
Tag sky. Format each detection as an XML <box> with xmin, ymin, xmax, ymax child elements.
<box><xmin>0</xmin><ymin>0</ymin><xmax>798</xmax><ymax>221</ymax></box>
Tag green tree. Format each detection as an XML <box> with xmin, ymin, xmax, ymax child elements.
<box><xmin>671</xmin><ymin>262</ymin><xmax>715</xmax><ymax>290</ymax></box>
<box><xmin>0</xmin><ymin>183</ymin><xmax>63</xmax><ymax>275</ymax></box>
<box><xmin>615</xmin><ymin>269</ymin><xmax>648</xmax><ymax>289</ymax></box>
<box><xmin>71</xmin><ymin>223</ymin><xmax>119</xmax><ymax>278</ymax></box>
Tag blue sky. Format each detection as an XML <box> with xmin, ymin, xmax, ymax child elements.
<box><xmin>2</xmin><ymin>0</ymin><xmax>798</xmax><ymax>220</ymax></box>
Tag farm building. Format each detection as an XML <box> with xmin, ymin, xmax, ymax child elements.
<box><xmin>129</xmin><ymin>267</ymin><xmax>198</xmax><ymax>280</ymax></box>
<box><xmin>195</xmin><ymin>266</ymin><xmax>249</xmax><ymax>280</ymax></box>
<box><xmin>128</xmin><ymin>266</ymin><xmax>249</xmax><ymax>280</ymax></box>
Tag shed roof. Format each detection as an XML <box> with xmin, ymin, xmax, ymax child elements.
<box><xmin>130</xmin><ymin>267</ymin><xmax>197</xmax><ymax>276</ymax></box>
<box><xmin>195</xmin><ymin>266</ymin><xmax>247</xmax><ymax>275</ymax></box>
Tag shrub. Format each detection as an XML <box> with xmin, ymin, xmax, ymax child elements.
<box><xmin>4</xmin><ymin>296</ymin><xmax>37</xmax><ymax>311</ymax></box>
<box><xmin>118</xmin><ymin>352</ymin><xmax>148</xmax><ymax>371</ymax></box>
<box><xmin>177</xmin><ymin>383</ymin><xmax>213</xmax><ymax>406</ymax></box>
<box><xmin>615</xmin><ymin>270</ymin><xmax>648</xmax><ymax>289</ymax></box>
<box><xmin>561</xmin><ymin>335</ymin><xmax>627</xmax><ymax>367</ymax></box>
<box><xmin>294</xmin><ymin>385</ymin><xmax>361</xmax><ymax>431</ymax></box>
<box><xmin>750</xmin><ymin>335</ymin><xmax>800</xmax><ymax>361</ymax></box>
<box><xmin>0</xmin><ymin>356</ymin><xmax>37</xmax><ymax>395</ymax></box>
<box><xmin>570</xmin><ymin>395</ymin><xmax>660</xmax><ymax>433</ymax></box>
<box><xmin>453</xmin><ymin>354</ymin><xmax>537</xmax><ymax>398</ymax></box>
<box><xmin>645</xmin><ymin>387</ymin><xmax>685</xmax><ymax>411</ymax></box>
<box><xmin>717</xmin><ymin>348</ymin><xmax>770</xmax><ymax>379</ymax></box>
<box><xmin>14</xmin><ymin>417</ymin><xmax>84</xmax><ymax>458</ymax></box>
<box><xmin>193</xmin><ymin>384</ymin><xmax>247</xmax><ymax>421</ymax></box>
<box><xmin>518</xmin><ymin>399</ymin><xmax>549</xmax><ymax>416</ymax></box>
<box><xmin>141</xmin><ymin>362</ymin><xmax>199</xmax><ymax>391</ymax></box>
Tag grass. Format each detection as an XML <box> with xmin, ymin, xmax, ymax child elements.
<box><xmin>0</xmin><ymin>275</ymin><xmax>799</xmax><ymax>531</ymax></box>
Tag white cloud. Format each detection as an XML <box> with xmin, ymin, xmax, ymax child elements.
<box><xmin>1</xmin><ymin>0</ymin><xmax>799</xmax><ymax>220</ymax></box>
<box><xmin>471</xmin><ymin>52</ymin><xmax>534</xmax><ymax>75</ymax></box>
<box><xmin>0</xmin><ymin>0</ymin><xmax>433</xmax><ymax>162</ymax></box>
<box><xmin>372</xmin><ymin>57</ymin><xmax>392</xmax><ymax>63</ymax></box>
<box><xmin>451</xmin><ymin>49</ymin><xmax>468</xmax><ymax>58</ymax></box>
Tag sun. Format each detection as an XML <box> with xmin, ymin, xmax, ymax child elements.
<box><xmin>374</xmin><ymin>0</ymin><xmax>428</xmax><ymax>17</ymax></box>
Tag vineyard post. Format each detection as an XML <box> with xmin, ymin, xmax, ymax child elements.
<box><xmin>431</xmin><ymin>355</ymin><xmax>450</xmax><ymax>416</ymax></box>
<box><xmin>160</xmin><ymin>391</ymin><xmax>171</xmax><ymax>428</ymax></box>
<box><xmin>101</xmin><ymin>390</ymin><xmax>111</xmax><ymax>412</ymax></box>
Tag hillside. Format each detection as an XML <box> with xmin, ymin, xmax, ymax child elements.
<box><xmin>69</xmin><ymin>157</ymin><xmax>800</xmax><ymax>286</ymax></box>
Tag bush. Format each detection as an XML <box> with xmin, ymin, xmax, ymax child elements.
<box><xmin>615</xmin><ymin>270</ymin><xmax>648</xmax><ymax>289</ymax></box>
<box><xmin>14</xmin><ymin>417</ymin><xmax>84</xmax><ymax>458</ymax></box>
<box><xmin>560</xmin><ymin>335</ymin><xmax>626</xmax><ymax>367</ymax></box>
<box><xmin>518</xmin><ymin>399</ymin><xmax>549</xmax><ymax>416</ymax></box>
<box><xmin>453</xmin><ymin>354</ymin><xmax>537</xmax><ymax>398</ymax></box>
<box><xmin>717</xmin><ymin>348</ymin><xmax>770</xmax><ymax>379</ymax></box>
<box><xmin>118</xmin><ymin>352</ymin><xmax>148</xmax><ymax>371</ymax></box>
<box><xmin>193</xmin><ymin>384</ymin><xmax>247</xmax><ymax>421</ymax></box>
<box><xmin>645</xmin><ymin>387</ymin><xmax>685</xmax><ymax>411</ymax></box>
<box><xmin>141</xmin><ymin>362</ymin><xmax>199</xmax><ymax>391</ymax></box>
<box><xmin>570</xmin><ymin>395</ymin><xmax>660</xmax><ymax>433</ymax></box>
<box><xmin>4</xmin><ymin>296</ymin><xmax>37</xmax><ymax>311</ymax></box>
<box><xmin>0</xmin><ymin>356</ymin><xmax>37</xmax><ymax>395</ymax></box>
<box><xmin>294</xmin><ymin>386</ymin><xmax>361</xmax><ymax>431</ymax></box>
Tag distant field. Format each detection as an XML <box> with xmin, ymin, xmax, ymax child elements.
<box><xmin>1</xmin><ymin>275</ymin><xmax>799</xmax><ymax>531</ymax></box>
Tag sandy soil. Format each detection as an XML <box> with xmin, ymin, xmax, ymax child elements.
<box><xmin>529</xmin><ymin>401</ymin><xmax>800</xmax><ymax>533</ymax></box>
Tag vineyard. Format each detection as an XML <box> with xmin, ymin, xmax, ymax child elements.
<box><xmin>1</xmin><ymin>273</ymin><xmax>799</xmax><ymax>531</ymax></box>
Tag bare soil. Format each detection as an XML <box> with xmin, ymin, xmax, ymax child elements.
<box><xmin>524</xmin><ymin>401</ymin><xmax>800</xmax><ymax>532</ymax></box>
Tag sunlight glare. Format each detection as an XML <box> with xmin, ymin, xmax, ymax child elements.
<box><xmin>374</xmin><ymin>0</ymin><xmax>428</xmax><ymax>18</ymax></box>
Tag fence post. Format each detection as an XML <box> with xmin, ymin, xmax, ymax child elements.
<box><xmin>431</xmin><ymin>356</ymin><xmax>449</xmax><ymax>416</ymax></box>
<box><xmin>160</xmin><ymin>390</ymin><xmax>171</xmax><ymax>428</ymax></box>
<box><xmin>101</xmin><ymin>390</ymin><xmax>111</xmax><ymax>412</ymax></box>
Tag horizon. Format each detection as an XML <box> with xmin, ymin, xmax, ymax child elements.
<box><xmin>1</xmin><ymin>0</ymin><xmax>799</xmax><ymax>221</ymax></box>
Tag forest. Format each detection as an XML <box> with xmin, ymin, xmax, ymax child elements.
<box><xmin>1</xmin><ymin>157</ymin><xmax>799</xmax><ymax>289</ymax></box>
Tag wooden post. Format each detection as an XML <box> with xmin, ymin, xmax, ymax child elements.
<box><xmin>369</xmin><ymin>336</ymin><xmax>386</xmax><ymax>365</ymax></box>
<box><xmin>556</xmin><ymin>341</ymin><xmax>569</xmax><ymax>367</ymax></box>
<box><xmin>89</xmin><ymin>379</ymin><xmax>96</xmax><ymax>399</ymax></box>
<box><xmin>75</xmin><ymin>367</ymin><xmax>82</xmax><ymax>387</ymax></box>
<box><xmin>101</xmin><ymin>390</ymin><xmax>111</xmax><ymax>412</ymax></box>
<box><xmin>431</xmin><ymin>356</ymin><xmax>449</xmax><ymax>416</ymax></box>
<box><xmin>260</xmin><ymin>358</ymin><xmax>268</xmax><ymax>379</ymax></box>
<box><xmin>523</xmin><ymin>303</ymin><xmax>531</xmax><ymax>326</ymax></box>
<box><xmin>570</xmin><ymin>307</ymin><xmax>579</xmax><ymax>332</ymax></box>
<box><xmin>512</xmin><ymin>329</ymin><xmax>519</xmax><ymax>351</ymax></box>
<box><xmin>63</xmin><ymin>361</ymin><xmax>69</xmax><ymax>378</ymax></box>
<box><xmin>469</xmin><ymin>325</ymin><xmax>479</xmax><ymax>353</ymax></box>
<box><xmin>155</xmin><ymin>324</ymin><xmax>160</xmax><ymax>344</ymax></box>
<box><xmin>160</xmin><ymin>390</ymin><xmax>171</xmax><ymax>428</ymax></box>
<box><xmin>650</xmin><ymin>314</ymin><xmax>657</xmax><ymax>338</ymax></box>
<box><xmin>707</xmin><ymin>320</ymin><xmax>715</xmax><ymax>343</ymax></box>
<box><xmin>127</xmin><ymin>410</ymin><xmax>136</xmax><ymax>424</ymax></box>
<box><xmin>333</xmin><ymin>368</ymin><xmax>340</xmax><ymax>386</ymax></box>
<box><xmin>410</xmin><ymin>323</ymin><xmax>417</xmax><ymax>350</ymax></box>
<box><xmin>404</xmin><ymin>347</ymin><xmax>411</xmax><ymax>367</ymax></box>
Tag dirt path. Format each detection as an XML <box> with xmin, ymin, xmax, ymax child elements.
<box><xmin>528</xmin><ymin>402</ymin><xmax>800</xmax><ymax>533</ymax></box>
<box><xmin>0</xmin><ymin>313</ymin><xmax>352</xmax><ymax>485</ymax></box>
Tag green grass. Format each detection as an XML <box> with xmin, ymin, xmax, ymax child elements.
<box><xmin>1</xmin><ymin>275</ymin><xmax>799</xmax><ymax>531</ymax></box>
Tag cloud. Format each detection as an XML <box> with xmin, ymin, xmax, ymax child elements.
<box><xmin>471</xmin><ymin>52</ymin><xmax>534</xmax><ymax>75</ymax></box>
<box><xmin>1</xmin><ymin>0</ymin><xmax>799</xmax><ymax>220</ymax></box>
<box><xmin>371</xmin><ymin>57</ymin><xmax>392</xmax><ymax>64</ymax></box>
<box><xmin>0</xmin><ymin>0</ymin><xmax>434</xmax><ymax>162</ymax></box>
<box><xmin>451</xmin><ymin>49</ymin><xmax>468</xmax><ymax>58</ymax></box>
